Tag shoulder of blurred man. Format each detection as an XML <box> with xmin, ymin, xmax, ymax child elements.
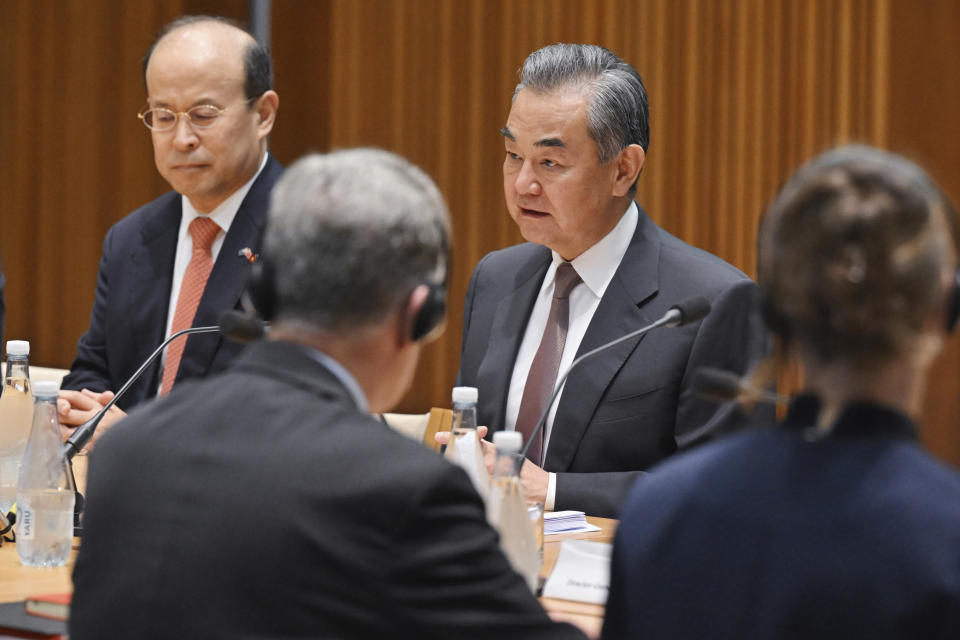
<box><xmin>75</xmin><ymin>338</ymin><xmax>584</xmax><ymax>639</ymax></box>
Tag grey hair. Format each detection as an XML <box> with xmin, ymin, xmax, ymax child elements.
<box><xmin>515</xmin><ymin>43</ymin><xmax>650</xmax><ymax>165</ymax></box>
<box><xmin>265</xmin><ymin>148</ymin><xmax>450</xmax><ymax>331</ymax></box>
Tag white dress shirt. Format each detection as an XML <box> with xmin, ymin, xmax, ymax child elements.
<box><xmin>505</xmin><ymin>202</ymin><xmax>638</xmax><ymax>509</ymax></box>
<box><xmin>158</xmin><ymin>153</ymin><xmax>269</xmax><ymax>387</ymax></box>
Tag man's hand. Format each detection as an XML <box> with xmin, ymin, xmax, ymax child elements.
<box><xmin>435</xmin><ymin>427</ymin><xmax>550</xmax><ymax>504</ymax></box>
<box><xmin>516</xmin><ymin>457</ymin><xmax>549</xmax><ymax>505</ymax></box>
<box><xmin>435</xmin><ymin>425</ymin><xmax>497</xmax><ymax>472</ymax></box>
<box><xmin>57</xmin><ymin>389</ymin><xmax>127</xmax><ymax>449</ymax></box>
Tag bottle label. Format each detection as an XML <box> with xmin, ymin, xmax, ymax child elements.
<box><xmin>19</xmin><ymin>507</ymin><xmax>34</xmax><ymax>540</ymax></box>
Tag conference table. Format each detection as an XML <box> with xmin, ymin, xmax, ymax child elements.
<box><xmin>541</xmin><ymin>515</ymin><xmax>616</xmax><ymax>636</ymax></box>
<box><xmin>0</xmin><ymin>516</ymin><xmax>616</xmax><ymax>635</ymax></box>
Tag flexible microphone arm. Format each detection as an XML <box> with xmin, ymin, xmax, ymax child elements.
<box><xmin>62</xmin><ymin>324</ymin><xmax>221</xmax><ymax>460</ymax></box>
<box><xmin>516</xmin><ymin>296</ymin><xmax>712</xmax><ymax>469</ymax></box>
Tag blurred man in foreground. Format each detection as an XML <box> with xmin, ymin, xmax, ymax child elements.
<box><xmin>70</xmin><ymin>149</ymin><xmax>586</xmax><ymax>640</ymax></box>
<box><xmin>59</xmin><ymin>15</ymin><xmax>281</xmax><ymax>442</ymax></box>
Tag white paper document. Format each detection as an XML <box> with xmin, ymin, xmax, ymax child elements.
<box><xmin>544</xmin><ymin>510</ymin><xmax>602</xmax><ymax>535</ymax></box>
<box><xmin>541</xmin><ymin>539</ymin><xmax>612</xmax><ymax>605</ymax></box>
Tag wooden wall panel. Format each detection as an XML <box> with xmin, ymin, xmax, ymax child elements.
<box><xmin>310</xmin><ymin>0</ymin><xmax>897</xmax><ymax>417</ymax></box>
<box><xmin>887</xmin><ymin>0</ymin><xmax>960</xmax><ymax>463</ymax></box>
<box><xmin>0</xmin><ymin>0</ymin><xmax>245</xmax><ymax>367</ymax></box>
<box><xmin>1</xmin><ymin>0</ymin><xmax>957</xmax><ymax>464</ymax></box>
<box><xmin>270</xmin><ymin>1</ymin><xmax>331</xmax><ymax>160</ymax></box>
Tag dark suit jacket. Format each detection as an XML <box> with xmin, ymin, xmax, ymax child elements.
<box><xmin>458</xmin><ymin>206</ymin><xmax>771</xmax><ymax>517</ymax></box>
<box><xmin>603</xmin><ymin>396</ymin><xmax>960</xmax><ymax>639</ymax></box>
<box><xmin>62</xmin><ymin>156</ymin><xmax>283</xmax><ymax>410</ymax></box>
<box><xmin>70</xmin><ymin>340</ymin><xmax>585</xmax><ymax>640</ymax></box>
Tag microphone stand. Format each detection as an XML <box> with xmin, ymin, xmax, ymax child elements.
<box><xmin>64</xmin><ymin>324</ymin><xmax>221</xmax><ymax>536</ymax></box>
<box><xmin>515</xmin><ymin>309</ymin><xmax>680</xmax><ymax>474</ymax></box>
<box><xmin>516</xmin><ymin>313</ymin><xmax>675</xmax><ymax>470</ymax></box>
<box><xmin>516</xmin><ymin>297</ymin><xmax>710</xmax><ymax>471</ymax></box>
<box><xmin>691</xmin><ymin>366</ymin><xmax>790</xmax><ymax>407</ymax></box>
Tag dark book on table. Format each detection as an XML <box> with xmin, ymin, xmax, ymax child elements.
<box><xmin>23</xmin><ymin>594</ymin><xmax>69</xmax><ymax>623</ymax></box>
<box><xmin>0</xmin><ymin>600</ymin><xmax>65</xmax><ymax>639</ymax></box>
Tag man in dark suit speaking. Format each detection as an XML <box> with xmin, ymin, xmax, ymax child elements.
<box><xmin>70</xmin><ymin>149</ymin><xmax>585</xmax><ymax>640</ymax></box>
<box><xmin>457</xmin><ymin>44</ymin><xmax>770</xmax><ymax>517</ymax></box>
<box><xmin>58</xmin><ymin>16</ymin><xmax>282</xmax><ymax>437</ymax></box>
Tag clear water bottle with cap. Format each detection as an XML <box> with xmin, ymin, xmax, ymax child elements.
<box><xmin>0</xmin><ymin>340</ymin><xmax>33</xmax><ymax>515</ymax></box>
<box><xmin>486</xmin><ymin>431</ymin><xmax>540</xmax><ymax>592</ymax></box>
<box><xmin>16</xmin><ymin>380</ymin><xmax>75</xmax><ymax>567</ymax></box>
<box><xmin>444</xmin><ymin>386</ymin><xmax>489</xmax><ymax>500</ymax></box>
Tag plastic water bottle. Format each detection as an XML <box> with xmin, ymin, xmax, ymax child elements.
<box><xmin>444</xmin><ymin>386</ymin><xmax>489</xmax><ymax>500</ymax></box>
<box><xmin>486</xmin><ymin>431</ymin><xmax>540</xmax><ymax>592</ymax></box>
<box><xmin>0</xmin><ymin>340</ymin><xmax>33</xmax><ymax>515</ymax></box>
<box><xmin>16</xmin><ymin>380</ymin><xmax>75</xmax><ymax>567</ymax></box>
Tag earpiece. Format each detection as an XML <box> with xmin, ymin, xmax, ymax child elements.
<box><xmin>946</xmin><ymin>270</ymin><xmax>960</xmax><ymax>333</ymax></box>
<box><xmin>411</xmin><ymin>280</ymin><xmax>446</xmax><ymax>341</ymax></box>
<box><xmin>244</xmin><ymin>256</ymin><xmax>276</xmax><ymax>322</ymax></box>
<box><xmin>410</xmin><ymin>223</ymin><xmax>449</xmax><ymax>341</ymax></box>
<box><xmin>243</xmin><ymin>224</ymin><xmax>448</xmax><ymax>341</ymax></box>
<box><xmin>759</xmin><ymin>290</ymin><xmax>789</xmax><ymax>340</ymax></box>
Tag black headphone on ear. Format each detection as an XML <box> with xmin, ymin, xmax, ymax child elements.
<box><xmin>245</xmin><ymin>255</ymin><xmax>277</xmax><ymax>322</ymax></box>
<box><xmin>410</xmin><ymin>223</ymin><xmax>449</xmax><ymax>341</ymax></box>
<box><xmin>244</xmin><ymin>224</ymin><xmax>449</xmax><ymax>342</ymax></box>
<box><xmin>947</xmin><ymin>270</ymin><xmax>960</xmax><ymax>333</ymax></box>
<box><xmin>759</xmin><ymin>291</ymin><xmax>788</xmax><ymax>340</ymax></box>
<box><xmin>411</xmin><ymin>277</ymin><xmax>447</xmax><ymax>342</ymax></box>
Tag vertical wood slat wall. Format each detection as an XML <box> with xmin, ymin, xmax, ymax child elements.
<box><xmin>1</xmin><ymin>0</ymin><xmax>958</xmax><ymax>463</ymax></box>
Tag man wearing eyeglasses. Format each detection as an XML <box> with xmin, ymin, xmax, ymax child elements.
<box><xmin>59</xmin><ymin>15</ymin><xmax>281</xmax><ymax>439</ymax></box>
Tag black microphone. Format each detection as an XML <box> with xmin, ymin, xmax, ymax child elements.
<box><xmin>517</xmin><ymin>296</ymin><xmax>711</xmax><ymax>465</ymax></box>
<box><xmin>62</xmin><ymin>311</ymin><xmax>266</xmax><ymax>460</ymax></box>
<box><xmin>219</xmin><ymin>309</ymin><xmax>267</xmax><ymax>343</ymax></box>
<box><xmin>692</xmin><ymin>366</ymin><xmax>789</xmax><ymax>406</ymax></box>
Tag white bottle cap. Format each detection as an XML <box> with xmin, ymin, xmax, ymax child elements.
<box><xmin>33</xmin><ymin>380</ymin><xmax>60</xmax><ymax>396</ymax></box>
<box><xmin>5</xmin><ymin>340</ymin><xmax>29</xmax><ymax>357</ymax></box>
<box><xmin>452</xmin><ymin>386</ymin><xmax>479</xmax><ymax>404</ymax></box>
<box><xmin>493</xmin><ymin>430</ymin><xmax>522</xmax><ymax>453</ymax></box>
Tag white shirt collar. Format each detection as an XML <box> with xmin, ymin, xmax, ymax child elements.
<box><xmin>179</xmin><ymin>152</ymin><xmax>270</xmax><ymax>234</ymax></box>
<box><xmin>304</xmin><ymin>346</ymin><xmax>369</xmax><ymax>412</ymax></box>
<box><xmin>547</xmin><ymin>200</ymin><xmax>638</xmax><ymax>299</ymax></box>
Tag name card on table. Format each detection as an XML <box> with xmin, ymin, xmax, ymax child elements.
<box><xmin>541</xmin><ymin>539</ymin><xmax>611</xmax><ymax>605</ymax></box>
<box><xmin>544</xmin><ymin>510</ymin><xmax>601</xmax><ymax>535</ymax></box>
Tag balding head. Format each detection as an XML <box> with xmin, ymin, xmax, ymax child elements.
<box><xmin>140</xmin><ymin>15</ymin><xmax>279</xmax><ymax>213</ymax></box>
<box><xmin>143</xmin><ymin>16</ymin><xmax>272</xmax><ymax>102</ymax></box>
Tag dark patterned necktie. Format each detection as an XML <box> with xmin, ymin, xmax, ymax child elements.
<box><xmin>515</xmin><ymin>262</ymin><xmax>582</xmax><ymax>465</ymax></box>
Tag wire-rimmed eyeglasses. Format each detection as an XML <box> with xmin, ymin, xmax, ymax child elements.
<box><xmin>137</xmin><ymin>97</ymin><xmax>257</xmax><ymax>132</ymax></box>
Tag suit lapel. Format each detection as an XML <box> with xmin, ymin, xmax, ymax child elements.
<box><xmin>130</xmin><ymin>193</ymin><xmax>182</xmax><ymax>390</ymax></box>
<box><xmin>544</xmin><ymin>208</ymin><xmax>662</xmax><ymax>471</ymax></box>
<box><xmin>476</xmin><ymin>249</ymin><xmax>551</xmax><ymax>431</ymax></box>
<box><xmin>178</xmin><ymin>157</ymin><xmax>282</xmax><ymax>381</ymax></box>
